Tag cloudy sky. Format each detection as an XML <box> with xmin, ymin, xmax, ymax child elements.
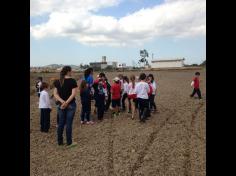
<box><xmin>30</xmin><ymin>0</ymin><xmax>206</xmax><ymax>66</ymax></box>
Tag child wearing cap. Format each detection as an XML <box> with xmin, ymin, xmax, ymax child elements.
<box><xmin>111</xmin><ymin>77</ymin><xmax>121</xmax><ymax>117</ymax></box>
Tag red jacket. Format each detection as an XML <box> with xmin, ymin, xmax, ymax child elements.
<box><xmin>111</xmin><ymin>83</ymin><xmax>121</xmax><ymax>100</ymax></box>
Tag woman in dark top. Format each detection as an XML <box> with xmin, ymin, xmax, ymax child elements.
<box><xmin>54</xmin><ymin>66</ymin><xmax>78</xmax><ymax>146</ymax></box>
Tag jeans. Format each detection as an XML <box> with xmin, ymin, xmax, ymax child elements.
<box><xmin>40</xmin><ymin>108</ymin><xmax>51</xmax><ymax>132</ymax></box>
<box><xmin>57</xmin><ymin>101</ymin><xmax>76</xmax><ymax>145</ymax></box>
<box><xmin>137</xmin><ymin>98</ymin><xmax>149</xmax><ymax>122</ymax></box>
<box><xmin>190</xmin><ymin>88</ymin><xmax>202</xmax><ymax>99</ymax></box>
<box><xmin>81</xmin><ymin>102</ymin><xmax>91</xmax><ymax>122</ymax></box>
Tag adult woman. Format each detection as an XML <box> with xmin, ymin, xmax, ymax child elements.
<box><xmin>54</xmin><ymin>66</ymin><xmax>78</xmax><ymax>146</ymax></box>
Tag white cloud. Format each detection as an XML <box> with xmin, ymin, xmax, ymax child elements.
<box><xmin>30</xmin><ymin>0</ymin><xmax>206</xmax><ymax>46</ymax></box>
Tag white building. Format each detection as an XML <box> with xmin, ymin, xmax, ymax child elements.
<box><xmin>117</xmin><ymin>63</ymin><xmax>127</xmax><ymax>68</ymax></box>
<box><xmin>151</xmin><ymin>58</ymin><xmax>185</xmax><ymax>68</ymax></box>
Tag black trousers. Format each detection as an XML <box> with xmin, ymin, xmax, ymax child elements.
<box><xmin>149</xmin><ymin>94</ymin><xmax>157</xmax><ymax>110</ymax></box>
<box><xmin>40</xmin><ymin>108</ymin><xmax>51</xmax><ymax>132</ymax></box>
<box><xmin>81</xmin><ymin>102</ymin><xmax>91</xmax><ymax>122</ymax></box>
<box><xmin>97</xmin><ymin>98</ymin><xmax>105</xmax><ymax>120</ymax></box>
<box><xmin>121</xmin><ymin>93</ymin><xmax>128</xmax><ymax>109</ymax></box>
<box><xmin>137</xmin><ymin>98</ymin><xmax>149</xmax><ymax>122</ymax></box>
<box><xmin>190</xmin><ymin>88</ymin><xmax>202</xmax><ymax>99</ymax></box>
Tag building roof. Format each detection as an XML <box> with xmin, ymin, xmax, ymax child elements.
<box><xmin>90</xmin><ymin>62</ymin><xmax>107</xmax><ymax>64</ymax></box>
<box><xmin>151</xmin><ymin>58</ymin><xmax>185</xmax><ymax>63</ymax></box>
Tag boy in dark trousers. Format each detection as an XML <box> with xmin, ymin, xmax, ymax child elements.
<box><xmin>39</xmin><ymin>82</ymin><xmax>51</xmax><ymax>132</ymax></box>
<box><xmin>190</xmin><ymin>72</ymin><xmax>202</xmax><ymax>99</ymax></box>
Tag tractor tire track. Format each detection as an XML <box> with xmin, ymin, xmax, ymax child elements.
<box><xmin>130</xmin><ymin>101</ymin><xmax>191</xmax><ymax>176</ymax></box>
<box><xmin>183</xmin><ymin>102</ymin><xmax>205</xmax><ymax>176</ymax></box>
<box><xmin>107</xmin><ymin>116</ymin><xmax>115</xmax><ymax>176</ymax></box>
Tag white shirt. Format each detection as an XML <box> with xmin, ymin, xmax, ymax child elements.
<box><xmin>123</xmin><ymin>82</ymin><xmax>129</xmax><ymax>94</ymax></box>
<box><xmin>135</xmin><ymin>81</ymin><xmax>150</xmax><ymax>99</ymax></box>
<box><xmin>120</xmin><ymin>79</ymin><xmax>124</xmax><ymax>90</ymax></box>
<box><xmin>152</xmin><ymin>81</ymin><xmax>157</xmax><ymax>95</ymax></box>
<box><xmin>128</xmin><ymin>82</ymin><xmax>136</xmax><ymax>95</ymax></box>
<box><xmin>39</xmin><ymin>90</ymin><xmax>52</xmax><ymax>109</ymax></box>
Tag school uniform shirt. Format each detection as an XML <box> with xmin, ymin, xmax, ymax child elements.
<box><xmin>193</xmin><ymin>77</ymin><xmax>200</xmax><ymax>89</ymax></box>
<box><xmin>111</xmin><ymin>83</ymin><xmax>121</xmax><ymax>100</ymax></box>
<box><xmin>128</xmin><ymin>82</ymin><xmax>137</xmax><ymax>99</ymax></box>
<box><xmin>135</xmin><ymin>81</ymin><xmax>150</xmax><ymax>99</ymax></box>
<box><xmin>151</xmin><ymin>81</ymin><xmax>157</xmax><ymax>95</ymax></box>
<box><xmin>148</xmin><ymin>83</ymin><xmax>153</xmax><ymax>96</ymax></box>
<box><xmin>39</xmin><ymin>90</ymin><xmax>52</xmax><ymax>109</ymax></box>
<box><xmin>123</xmin><ymin>82</ymin><xmax>129</xmax><ymax>94</ymax></box>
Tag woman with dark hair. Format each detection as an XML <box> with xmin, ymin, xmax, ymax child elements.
<box><xmin>54</xmin><ymin>66</ymin><xmax>78</xmax><ymax>147</ymax></box>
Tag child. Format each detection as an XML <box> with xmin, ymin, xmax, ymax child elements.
<box><xmin>39</xmin><ymin>82</ymin><xmax>52</xmax><ymax>132</ymax></box>
<box><xmin>190</xmin><ymin>72</ymin><xmax>202</xmax><ymax>99</ymax></box>
<box><xmin>118</xmin><ymin>74</ymin><xmax>124</xmax><ymax>107</ymax></box>
<box><xmin>36</xmin><ymin>77</ymin><xmax>43</xmax><ymax>97</ymax></box>
<box><xmin>105</xmin><ymin>77</ymin><xmax>111</xmax><ymax>112</ymax></box>
<box><xmin>80</xmin><ymin>80</ymin><xmax>94</xmax><ymax>124</ymax></box>
<box><xmin>135</xmin><ymin>73</ymin><xmax>150</xmax><ymax>123</ymax></box>
<box><xmin>121</xmin><ymin>76</ymin><xmax>129</xmax><ymax>111</ymax></box>
<box><xmin>128</xmin><ymin>75</ymin><xmax>137</xmax><ymax>119</ymax></box>
<box><xmin>148</xmin><ymin>74</ymin><xmax>157</xmax><ymax>112</ymax></box>
<box><xmin>146</xmin><ymin>77</ymin><xmax>153</xmax><ymax>118</ymax></box>
<box><xmin>111</xmin><ymin>77</ymin><xmax>121</xmax><ymax>117</ymax></box>
<box><xmin>97</xmin><ymin>80</ymin><xmax>106</xmax><ymax>121</ymax></box>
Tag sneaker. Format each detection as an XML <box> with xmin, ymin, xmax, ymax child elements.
<box><xmin>86</xmin><ymin>121</ymin><xmax>90</xmax><ymax>125</ymax></box>
<box><xmin>67</xmin><ymin>142</ymin><xmax>77</xmax><ymax>148</ymax></box>
<box><xmin>81</xmin><ymin>121</ymin><xmax>85</xmax><ymax>125</ymax></box>
<box><xmin>88</xmin><ymin>121</ymin><xmax>94</xmax><ymax>125</ymax></box>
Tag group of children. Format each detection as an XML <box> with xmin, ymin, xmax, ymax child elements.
<box><xmin>36</xmin><ymin>70</ymin><xmax>202</xmax><ymax>134</ymax></box>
